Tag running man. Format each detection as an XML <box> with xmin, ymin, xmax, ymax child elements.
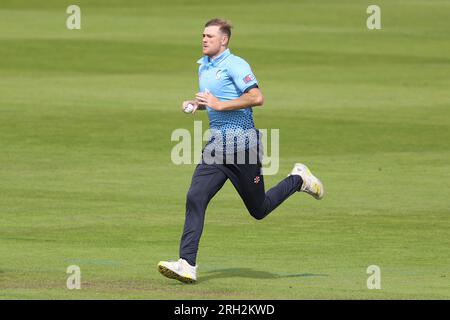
<box><xmin>158</xmin><ymin>19</ymin><xmax>324</xmax><ymax>283</ymax></box>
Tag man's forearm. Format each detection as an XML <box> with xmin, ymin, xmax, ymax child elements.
<box><xmin>217</xmin><ymin>96</ymin><xmax>258</xmax><ymax>111</ymax></box>
<box><xmin>195</xmin><ymin>88</ymin><xmax>264</xmax><ymax>111</ymax></box>
<box><xmin>213</xmin><ymin>90</ymin><xmax>264</xmax><ymax>111</ymax></box>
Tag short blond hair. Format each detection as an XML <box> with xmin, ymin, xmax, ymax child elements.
<box><xmin>205</xmin><ymin>18</ymin><xmax>233</xmax><ymax>41</ymax></box>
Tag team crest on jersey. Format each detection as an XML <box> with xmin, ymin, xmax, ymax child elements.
<box><xmin>243</xmin><ymin>74</ymin><xmax>254</xmax><ymax>84</ymax></box>
<box><xmin>254</xmin><ymin>176</ymin><xmax>261</xmax><ymax>184</ymax></box>
<box><xmin>215</xmin><ymin>69</ymin><xmax>222</xmax><ymax>80</ymax></box>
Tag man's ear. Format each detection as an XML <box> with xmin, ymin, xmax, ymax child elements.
<box><xmin>222</xmin><ymin>35</ymin><xmax>229</xmax><ymax>46</ymax></box>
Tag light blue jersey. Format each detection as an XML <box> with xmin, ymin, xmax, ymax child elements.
<box><xmin>197</xmin><ymin>49</ymin><xmax>260</xmax><ymax>154</ymax></box>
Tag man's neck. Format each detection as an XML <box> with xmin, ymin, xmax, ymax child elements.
<box><xmin>208</xmin><ymin>47</ymin><xmax>228</xmax><ymax>60</ymax></box>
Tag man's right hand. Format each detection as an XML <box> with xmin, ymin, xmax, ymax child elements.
<box><xmin>181</xmin><ymin>100</ymin><xmax>201</xmax><ymax>114</ymax></box>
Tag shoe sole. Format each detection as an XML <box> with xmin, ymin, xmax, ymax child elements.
<box><xmin>157</xmin><ymin>264</ymin><xmax>196</xmax><ymax>284</ymax></box>
<box><xmin>312</xmin><ymin>177</ymin><xmax>325</xmax><ymax>200</ymax></box>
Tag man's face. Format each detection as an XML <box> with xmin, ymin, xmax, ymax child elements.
<box><xmin>202</xmin><ymin>26</ymin><xmax>227</xmax><ymax>57</ymax></box>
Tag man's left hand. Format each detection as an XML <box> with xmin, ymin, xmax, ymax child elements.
<box><xmin>195</xmin><ymin>92</ymin><xmax>223</xmax><ymax>111</ymax></box>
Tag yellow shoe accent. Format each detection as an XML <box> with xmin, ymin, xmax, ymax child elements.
<box><xmin>157</xmin><ymin>263</ymin><xmax>196</xmax><ymax>284</ymax></box>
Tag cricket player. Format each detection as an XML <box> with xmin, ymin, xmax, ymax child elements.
<box><xmin>158</xmin><ymin>19</ymin><xmax>324</xmax><ymax>283</ymax></box>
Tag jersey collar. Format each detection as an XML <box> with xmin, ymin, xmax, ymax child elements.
<box><xmin>197</xmin><ymin>48</ymin><xmax>231</xmax><ymax>67</ymax></box>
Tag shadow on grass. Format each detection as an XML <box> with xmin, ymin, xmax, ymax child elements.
<box><xmin>199</xmin><ymin>268</ymin><xmax>328</xmax><ymax>283</ymax></box>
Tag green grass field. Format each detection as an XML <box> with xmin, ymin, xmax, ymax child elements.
<box><xmin>1</xmin><ymin>0</ymin><xmax>449</xmax><ymax>299</ymax></box>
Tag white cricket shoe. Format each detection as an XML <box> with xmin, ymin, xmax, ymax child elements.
<box><xmin>157</xmin><ymin>258</ymin><xmax>197</xmax><ymax>284</ymax></box>
<box><xmin>290</xmin><ymin>163</ymin><xmax>325</xmax><ymax>200</ymax></box>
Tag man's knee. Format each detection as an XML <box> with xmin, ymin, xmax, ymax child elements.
<box><xmin>248</xmin><ymin>207</ymin><xmax>266</xmax><ymax>220</ymax></box>
<box><xmin>186</xmin><ymin>188</ymin><xmax>200</xmax><ymax>205</ymax></box>
<box><xmin>186</xmin><ymin>187</ymin><xmax>208</xmax><ymax>209</ymax></box>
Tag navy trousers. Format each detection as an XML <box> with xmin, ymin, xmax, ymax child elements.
<box><xmin>179</xmin><ymin>151</ymin><xmax>302</xmax><ymax>266</ymax></box>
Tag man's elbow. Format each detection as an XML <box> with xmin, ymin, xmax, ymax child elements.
<box><xmin>247</xmin><ymin>88</ymin><xmax>264</xmax><ymax>106</ymax></box>
<box><xmin>254</xmin><ymin>93</ymin><xmax>264</xmax><ymax>106</ymax></box>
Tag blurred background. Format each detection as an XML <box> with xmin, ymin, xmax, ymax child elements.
<box><xmin>0</xmin><ymin>0</ymin><xmax>449</xmax><ymax>299</ymax></box>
